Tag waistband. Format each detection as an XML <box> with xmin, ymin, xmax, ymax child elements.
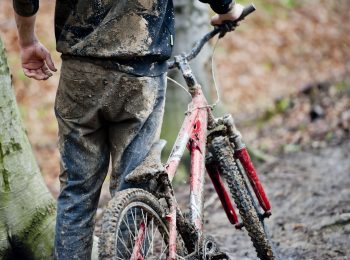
<box><xmin>61</xmin><ymin>54</ymin><xmax>168</xmax><ymax>77</ymax></box>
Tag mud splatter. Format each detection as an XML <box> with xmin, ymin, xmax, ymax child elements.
<box><xmin>137</xmin><ymin>0</ymin><xmax>156</xmax><ymax>11</ymax></box>
<box><xmin>125</xmin><ymin>140</ymin><xmax>166</xmax><ymax>183</ymax></box>
<box><xmin>122</xmin><ymin>76</ymin><xmax>157</xmax><ymax>119</ymax></box>
<box><xmin>72</xmin><ymin>13</ymin><xmax>152</xmax><ymax>57</ymax></box>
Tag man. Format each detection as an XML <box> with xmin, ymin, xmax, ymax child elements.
<box><xmin>13</xmin><ymin>0</ymin><xmax>243</xmax><ymax>258</ymax></box>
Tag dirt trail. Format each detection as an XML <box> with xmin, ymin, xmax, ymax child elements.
<box><xmin>205</xmin><ymin>140</ymin><xmax>350</xmax><ymax>259</ymax></box>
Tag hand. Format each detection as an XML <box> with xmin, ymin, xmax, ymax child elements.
<box><xmin>211</xmin><ymin>3</ymin><xmax>244</xmax><ymax>26</ymax></box>
<box><xmin>20</xmin><ymin>41</ymin><xmax>57</xmax><ymax>80</ymax></box>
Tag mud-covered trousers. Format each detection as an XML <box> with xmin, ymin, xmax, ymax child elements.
<box><xmin>53</xmin><ymin>58</ymin><xmax>166</xmax><ymax>259</ymax></box>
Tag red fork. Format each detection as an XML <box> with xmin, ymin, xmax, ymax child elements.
<box><xmin>131</xmin><ymin>221</ymin><xmax>146</xmax><ymax>260</ymax></box>
<box><xmin>235</xmin><ymin>147</ymin><xmax>271</xmax><ymax>212</ymax></box>
<box><xmin>206</xmin><ymin>162</ymin><xmax>240</xmax><ymax>227</ymax></box>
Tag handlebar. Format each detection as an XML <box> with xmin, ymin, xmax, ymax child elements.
<box><xmin>168</xmin><ymin>4</ymin><xmax>256</xmax><ymax>69</ymax></box>
<box><xmin>239</xmin><ymin>4</ymin><xmax>257</xmax><ymax>22</ymax></box>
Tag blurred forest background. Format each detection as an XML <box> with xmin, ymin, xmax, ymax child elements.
<box><xmin>0</xmin><ymin>0</ymin><xmax>349</xmax><ymax>198</ymax></box>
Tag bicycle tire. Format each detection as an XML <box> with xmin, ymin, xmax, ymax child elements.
<box><xmin>99</xmin><ymin>188</ymin><xmax>185</xmax><ymax>260</ymax></box>
<box><xmin>211</xmin><ymin>136</ymin><xmax>275</xmax><ymax>260</ymax></box>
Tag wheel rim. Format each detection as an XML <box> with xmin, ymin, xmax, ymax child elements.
<box><xmin>115</xmin><ymin>202</ymin><xmax>169</xmax><ymax>260</ymax></box>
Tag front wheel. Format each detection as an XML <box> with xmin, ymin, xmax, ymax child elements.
<box><xmin>211</xmin><ymin>136</ymin><xmax>275</xmax><ymax>260</ymax></box>
<box><xmin>99</xmin><ymin>188</ymin><xmax>175</xmax><ymax>259</ymax></box>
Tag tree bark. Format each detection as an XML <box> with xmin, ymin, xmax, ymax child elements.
<box><xmin>0</xmin><ymin>37</ymin><xmax>56</xmax><ymax>259</ymax></box>
<box><xmin>162</xmin><ymin>0</ymin><xmax>212</xmax><ymax>151</ymax></box>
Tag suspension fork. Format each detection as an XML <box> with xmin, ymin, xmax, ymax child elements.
<box><xmin>221</xmin><ymin>115</ymin><xmax>272</xmax><ymax>213</ymax></box>
<box><xmin>205</xmin><ymin>157</ymin><xmax>243</xmax><ymax>229</ymax></box>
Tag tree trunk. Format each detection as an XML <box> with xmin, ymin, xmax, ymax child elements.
<box><xmin>162</xmin><ymin>0</ymin><xmax>212</xmax><ymax>153</ymax></box>
<box><xmin>0</xmin><ymin>38</ymin><xmax>56</xmax><ymax>259</ymax></box>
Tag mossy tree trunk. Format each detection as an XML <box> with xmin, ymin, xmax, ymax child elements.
<box><xmin>0</xmin><ymin>38</ymin><xmax>56</xmax><ymax>259</ymax></box>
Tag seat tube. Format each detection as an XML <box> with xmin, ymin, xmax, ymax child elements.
<box><xmin>189</xmin><ymin>108</ymin><xmax>208</xmax><ymax>241</ymax></box>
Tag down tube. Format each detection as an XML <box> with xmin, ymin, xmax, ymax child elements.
<box><xmin>166</xmin><ymin>108</ymin><xmax>199</xmax><ymax>181</ymax></box>
<box><xmin>189</xmin><ymin>108</ymin><xmax>208</xmax><ymax>237</ymax></box>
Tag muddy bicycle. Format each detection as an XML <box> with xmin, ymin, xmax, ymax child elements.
<box><xmin>98</xmin><ymin>4</ymin><xmax>276</xmax><ymax>260</ymax></box>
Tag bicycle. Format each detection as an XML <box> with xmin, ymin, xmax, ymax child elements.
<box><xmin>99</xmin><ymin>4</ymin><xmax>276</xmax><ymax>260</ymax></box>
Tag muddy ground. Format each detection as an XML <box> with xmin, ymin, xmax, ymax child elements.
<box><xmin>203</xmin><ymin>140</ymin><xmax>350</xmax><ymax>260</ymax></box>
<box><xmin>95</xmin><ymin>138</ymin><xmax>350</xmax><ymax>260</ymax></box>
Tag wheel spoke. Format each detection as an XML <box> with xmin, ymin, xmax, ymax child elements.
<box><xmin>141</xmin><ymin>209</ymin><xmax>149</xmax><ymax>257</ymax></box>
<box><xmin>116</xmin><ymin>216</ymin><xmax>133</xmax><ymax>258</ymax></box>
<box><xmin>151</xmin><ymin>219</ymin><xmax>156</xmax><ymax>255</ymax></box>
<box><xmin>158</xmin><ymin>235</ymin><xmax>168</xmax><ymax>260</ymax></box>
<box><xmin>123</xmin><ymin>215</ymin><xmax>135</xmax><ymax>244</ymax></box>
<box><xmin>101</xmin><ymin>191</ymin><xmax>174</xmax><ymax>260</ymax></box>
<box><xmin>133</xmin><ymin>207</ymin><xmax>138</xmax><ymax>237</ymax></box>
<box><xmin>116</xmin><ymin>245</ymin><xmax>127</xmax><ymax>260</ymax></box>
<box><xmin>144</xmin><ymin>219</ymin><xmax>153</xmax><ymax>257</ymax></box>
<box><xmin>145</xmin><ymin>219</ymin><xmax>155</xmax><ymax>257</ymax></box>
<box><xmin>117</xmin><ymin>230</ymin><xmax>132</xmax><ymax>256</ymax></box>
<box><xmin>141</xmin><ymin>209</ymin><xmax>147</xmax><ymax>255</ymax></box>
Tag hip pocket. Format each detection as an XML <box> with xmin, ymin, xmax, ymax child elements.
<box><xmin>54</xmin><ymin>74</ymin><xmax>97</xmax><ymax>120</ymax></box>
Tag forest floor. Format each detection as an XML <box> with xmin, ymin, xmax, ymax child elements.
<box><xmin>1</xmin><ymin>0</ymin><xmax>350</xmax><ymax>259</ymax></box>
<box><xmin>203</xmin><ymin>138</ymin><xmax>350</xmax><ymax>260</ymax></box>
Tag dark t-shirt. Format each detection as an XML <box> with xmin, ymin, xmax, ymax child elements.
<box><xmin>13</xmin><ymin>0</ymin><xmax>233</xmax><ymax>76</ymax></box>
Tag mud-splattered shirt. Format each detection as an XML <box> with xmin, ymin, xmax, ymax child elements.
<box><xmin>13</xmin><ymin>0</ymin><xmax>233</xmax><ymax>76</ymax></box>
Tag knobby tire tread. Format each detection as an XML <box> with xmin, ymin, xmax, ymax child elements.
<box><xmin>211</xmin><ymin>136</ymin><xmax>275</xmax><ymax>260</ymax></box>
<box><xmin>99</xmin><ymin>188</ymin><xmax>188</xmax><ymax>259</ymax></box>
<box><xmin>99</xmin><ymin>188</ymin><xmax>167</xmax><ymax>259</ymax></box>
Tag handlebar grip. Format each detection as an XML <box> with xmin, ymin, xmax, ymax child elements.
<box><xmin>238</xmin><ymin>4</ymin><xmax>256</xmax><ymax>21</ymax></box>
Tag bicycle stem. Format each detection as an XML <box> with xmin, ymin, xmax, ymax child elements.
<box><xmin>174</xmin><ymin>55</ymin><xmax>199</xmax><ymax>93</ymax></box>
<box><xmin>174</xmin><ymin>54</ymin><xmax>219</xmax><ymax>134</ymax></box>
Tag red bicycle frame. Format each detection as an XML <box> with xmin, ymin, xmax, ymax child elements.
<box><xmin>131</xmin><ymin>5</ymin><xmax>269</xmax><ymax>258</ymax></box>
<box><xmin>165</xmin><ymin>86</ymin><xmax>208</xmax><ymax>243</ymax></box>
<box><xmin>163</xmin><ymin>56</ymin><xmax>271</xmax><ymax>259</ymax></box>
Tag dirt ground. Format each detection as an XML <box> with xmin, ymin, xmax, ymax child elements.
<box><xmin>203</xmin><ymin>139</ymin><xmax>350</xmax><ymax>259</ymax></box>
<box><xmin>200</xmin><ymin>80</ymin><xmax>350</xmax><ymax>259</ymax></box>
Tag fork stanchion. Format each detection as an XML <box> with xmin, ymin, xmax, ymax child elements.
<box><xmin>206</xmin><ymin>162</ymin><xmax>240</xmax><ymax>225</ymax></box>
<box><xmin>220</xmin><ymin>114</ymin><xmax>272</xmax><ymax>213</ymax></box>
<box><xmin>234</xmin><ymin>147</ymin><xmax>272</xmax><ymax>212</ymax></box>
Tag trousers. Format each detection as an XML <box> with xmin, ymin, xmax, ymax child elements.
<box><xmin>53</xmin><ymin>58</ymin><xmax>166</xmax><ymax>259</ymax></box>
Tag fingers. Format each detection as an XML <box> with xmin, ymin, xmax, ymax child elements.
<box><xmin>210</xmin><ymin>3</ymin><xmax>245</xmax><ymax>26</ymax></box>
<box><xmin>20</xmin><ymin>42</ymin><xmax>58</xmax><ymax>81</ymax></box>
<box><xmin>42</xmin><ymin>64</ymin><xmax>53</xmax><ymax>77</ymax></box>
<box><xmin>23</xmin><ymin>67</ymin><xmax>50</xmax><ymax>81</ymax></box>
<box><xmin>23</xmin><ymin>63</ymin><xmax>54</xmax><ymax>80</ymax></box>
<box><xmin>211</xmin><ymin>14</ymin><xmax>221</xmax><ymax>26</ymax></box>
<box><xmin>45</xmin><ymin>53</ymin><xmax>57</xmax><ymax>72</ymax></box>
<box><xmin>37</xmin><ymin>45</ymin><xmax>57</xmax><ymax>74</ymax></box>
<box><xmin>37</xmin><ymin>44</ymin><xmax>57</xmax><ymax>72</ymax></box>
